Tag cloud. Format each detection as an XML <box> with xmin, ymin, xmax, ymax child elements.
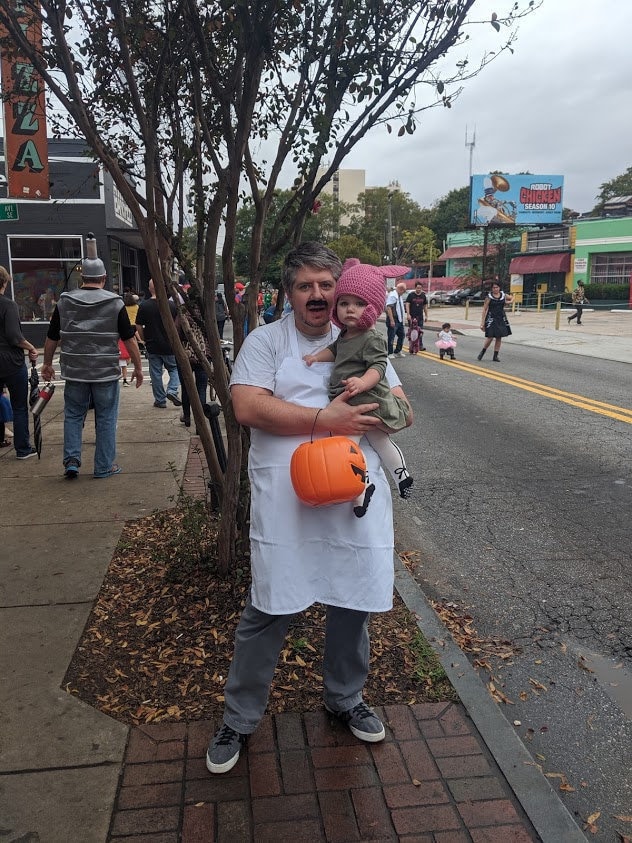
<box><xmin>334</xmin><ymin>0</ymin><xmax>632</xmax><ymax>214</ymax></box>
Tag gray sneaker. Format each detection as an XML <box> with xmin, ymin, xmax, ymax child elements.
<box><xmin>206</xmin><ymin>724</ymin><xmax>245</xmax><ymax>774</ymax></box>
<box><xmin>325</xmin><ymin>701</ymin><xmax>385</xmax><ymax>742</ymax></box>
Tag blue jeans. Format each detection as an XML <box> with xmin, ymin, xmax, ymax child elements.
<box><xmin>147</xmin><ymin>353</ymin><xmax>180</xmax><ymax>405</ymax></box>
<box><xmin>63</xmin><ymin>379</ymin><xmax>120</xmax><ymax>476</ymax></box>
<box><xmin>1</xmin><ymin>364</ymin><xmax>32</xmax><ymax>456</ymax></box>
<box><xmin>177</xmin><ymin>362</ymin><xmax>208</xmax><ymax>421</ymax></box>
<box><xmin>387</xmin><ymin>320</ymin><xmax>405</xmax><ymax>355</ymax></box>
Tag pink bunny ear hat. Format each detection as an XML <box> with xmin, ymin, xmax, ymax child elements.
<box><xmin>332</xmin><ymin>261</ymin><xmax>409</xmax><ymax>330</ymax></box>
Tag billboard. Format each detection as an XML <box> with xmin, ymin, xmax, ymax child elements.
<box><xmin>470</xmin><ymin>174</ymin><xmax>563</xmax><ymax>226</ymax></box>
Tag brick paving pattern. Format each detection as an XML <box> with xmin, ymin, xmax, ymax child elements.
<box><xmin>107</xmin><ymin>703</ymin><xmax>539</xmax><ymax>841</ymax></box>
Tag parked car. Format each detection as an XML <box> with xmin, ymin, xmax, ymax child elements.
<box><xmin>427</xmin><ymin>290</ymin><xmax>448</xmax><ymax>305</ymax></box>
<box><xmin>466</xmin><ymin>289</ymin><xmax>487</xmax><ymax>305</ymax></box>
<box><xmin>446</xmin><ymin>287</ymin><xmax>472</xmax><ymax>305</ymax></box>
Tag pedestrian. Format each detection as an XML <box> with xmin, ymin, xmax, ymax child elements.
<box><xmin>135</xmin><ymin>279</ymin><xmax>182</xmax><ymax>408</ymax></box>
<box><xmin>205</xmin><ymin>241</ymin><xmax>413</xmax><ymax>774</ymax></box>
<box><xmin>435</xmin><ymin>322</ymin><xmax>457</xmax><ymax>360</ymax></box>
<box><xmin>303</xmin><ymin>259</ymin><xmax>414</xmax><ymax>515</ymax></box>
<box><xmin>41</xmin><ymin>234</ymin><xmax>143</xmax><ymax>478</ymax></box>
<box><xmin>118</xmin><ymin>338</ymin><xmax>131</xmax><ymax>385</ymax></box>
<box><xmin>385</xmin><ymin>280</ymin><xmax>408</xmax><ymax>357</ymax></box>
<box><xmin>567</xmin><ymin>281</ymin><xmax>589</xmax><ymax>325</ymax></box>
<box><xmin>215</xmin><ymin>290</ymin><xmax>228</xmax><ymax>339</ymax></box>
<box><xmin>407</xmin><ymin>318</ymin><xmax>421</xmax><ymax>355</ymax></box>
<box><xmin>477</xmin><ymin>282</ymin><xmax>513</xmax><ymax>362</ymax></box>
<box><xmin>176</xmin><ymin>287</ymin><xmax>209</xmax><ymax>430</ymax></box>
<box><xmin>0</xmin><ymin>266</ymin><xmax>39</xmax><ymax>459</ymax></box>
<box><xmin>405</xmin><ymin>281</ymin><xmax>428</xmax><ymax>351</ymax></box>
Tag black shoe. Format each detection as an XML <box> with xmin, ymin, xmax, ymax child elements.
<box><xmin>477</xmin><ymin>349</ymin><xmax>486</xmax><ymax>361</ymax></box>
<box><xmin>492</xmin><ymin>353</ymin><xmax>500</xmax><ymax>362</ymax></box>
<box><xmin>567</xmin><ymin>316</ymin><xmax>571</xmax><ymax>324</ymax></box>
<box><xmin>16</xmin><ymin>448</ymin><xmax>38</xmax><ymax>460</ymax></box>
<box><xmin>398</xmin><ymin>476</ymin><xmax>413</xmax><ymax>499</ymax></box>
<box><xmin>354</xmin><ymin>483</ymin><xmax>375</xmax><ymax>518</ymax></box>
<box><xmin>154</xmin><ymin>401</ymin><xmax>167</xmax><ymax>408</ymax></box>
<box><xmin>64</xmin><ymin>457</ymin><xmax>80</xmax><ymax>479</ymax></box>
<box><xmin>166</xmin><ymin>393</ymin><xmax>182</xmax><ymax>407</ymax></box>
<box><xmin>439</xmin><ymin>351</ymin><xmax>445</xmax><ymax>360</ymax></box>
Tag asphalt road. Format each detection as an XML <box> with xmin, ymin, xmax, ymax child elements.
<box><xmin>389</xmin><ymin>334</ymin><xmax>632</xmax><ymax>842</ymax></box>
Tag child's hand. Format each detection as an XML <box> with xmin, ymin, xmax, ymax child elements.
<box><xmin>303</xmin><ymin>354</ymin><xmax>317</xmax><ymax>366</ymax></box>
<box><xmin>343</xmin><ymin>377</ymin><xmax>365</xmax><ymax>397</ymax></box>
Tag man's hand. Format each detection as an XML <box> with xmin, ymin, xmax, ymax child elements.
<box><xmin>131</xmin><ymin>367</ymin><xmax>144</xmax><ymax>388</ymax></box>
<box><xmin>41</xmin><ymin>363</ymin><xmax>55</xmax><ymax>381</ymax></box>
<box><xmin>318</xmin><ymin>391</ymin><xmax>379</xmax><ymax>436</ymax></box>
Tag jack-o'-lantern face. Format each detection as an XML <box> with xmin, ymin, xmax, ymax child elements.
<box><xmin>290</xmin><ymin>436</ymin><xmax>367</xmax><ymax>506</ymax></box>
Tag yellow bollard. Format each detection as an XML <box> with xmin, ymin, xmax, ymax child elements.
<box><xmin>555</xmin><ymin>300</ymin><xmax>561</xmax><ymax>331</ymax></box>
<box><xmin>465</xmin><ymin>300</ymin><xmax>470</xmax><ymax>320</ymax></box>
<box><xmin>537</xmin><ymin>292</ymin><xmax>542</xmax><ymax>312</ymax></box>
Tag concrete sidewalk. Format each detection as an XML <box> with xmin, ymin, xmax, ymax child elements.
<box><xmin>0</xmin><ymin>332</ymin><xmax>603</xmax><ymax>841</ymax></box>
<box><xmin>422</xmin><ymin>303</ymin><xmax>632</xmax><ymax>364</ymax></box>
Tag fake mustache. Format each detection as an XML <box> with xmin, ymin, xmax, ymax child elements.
<box><xmin>306</xmin><ymin>300</ymin><xmax>328</xmax><ymax>310</ymax></box>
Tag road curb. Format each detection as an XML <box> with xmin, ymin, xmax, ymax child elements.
<box><xmin>393</xmin><ymin>554</ymin><xmax>586</xmax><ymax>843</ymax></box>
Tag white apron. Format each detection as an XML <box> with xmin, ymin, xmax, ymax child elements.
<box><xmin>248</xmin><ymin>319</ymin><xmax>394</xmax><ymax>615</ymax></box>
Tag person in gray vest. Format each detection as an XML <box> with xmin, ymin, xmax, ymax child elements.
<box><xmin>42</xmin><ymin>234</ymin><xmax>143</xmax><ymax>479</ymax></box>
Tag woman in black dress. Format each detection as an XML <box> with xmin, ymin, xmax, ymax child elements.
<box><xmin>477</xmin><ymin>282</ymin><xmax>513</xmax><ymax>362</ymax></box>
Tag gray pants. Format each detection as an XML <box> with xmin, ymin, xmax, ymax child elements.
<box><xmin>222</xmin><ymin>594</ymin><xmax>370</xmax><ymax>734</ymax></box>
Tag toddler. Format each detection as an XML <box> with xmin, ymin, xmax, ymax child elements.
<box><xmin>435</xmin><ymin>322</ymin><xmax>456</xmax><ymax>360</ymax></box>
<box><xmin>304</xmin><ymin>260</ymin><xmax>413</xmax><ymax>517</ymax></box>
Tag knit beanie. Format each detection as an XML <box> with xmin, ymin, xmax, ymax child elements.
<box><xmin>331</xmin><ymin>261</ymin><xmax>409</xmax><ymax>330</ymax></box>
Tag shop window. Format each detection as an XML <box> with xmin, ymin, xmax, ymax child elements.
<box><xmin>591</xmin><ymin>252</ymin><xmax>632</xmax><ymax>285</ymax></box>
<box><xmin>8</xmin><ymin>236</ymin><xmax>83</xmax><ymax>322</ymax></box>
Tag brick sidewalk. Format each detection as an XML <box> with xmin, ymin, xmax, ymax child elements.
<box><xmin>107</xmin><ymin>703</ymin><xmax>539</xmax><ymax>841</ymax></box>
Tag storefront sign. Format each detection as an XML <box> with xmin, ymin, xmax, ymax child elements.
<box><xmin>573</xmin><ymin>257</ymin><xmax>587</xmax><ymax>273</ymax></box>
<box><xmin>113</xmin><ymin>183</ymin><xmax>134</xmax><ymax>227</ymax></box>
<box><xmin>0</xmin><ymin>0</ymin><xmax>50</xmax><ymax>200</ymax></box>
<box><xmin>0</xmin><ymin>201</ymin><xmax>19</xmax><ymax>221</ymax></box>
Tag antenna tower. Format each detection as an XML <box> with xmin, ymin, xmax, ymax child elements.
<box><xmin>465</xmin><ymin>125</ymin><xmax>476</xmax><ymax>180</ymax></box>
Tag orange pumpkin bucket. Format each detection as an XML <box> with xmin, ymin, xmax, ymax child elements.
<box><xmin>290</xmin><ymin>436</ymin><xmax>367</xmax><ymax>507</ymax></box>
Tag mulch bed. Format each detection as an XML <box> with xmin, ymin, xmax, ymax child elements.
<box><xmin>63</xmin><ymin>506</ymin><xmax>458</xmax><ymax>726</ymax></box>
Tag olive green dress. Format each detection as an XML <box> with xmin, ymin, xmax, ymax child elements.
<box><xmin>328</xmin><ymin>328</ymin><xmax>409</xmax><ymax>432</ymax></box>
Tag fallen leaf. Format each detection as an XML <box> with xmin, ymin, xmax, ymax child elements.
<box><xmin>614</xmin><ymin>815</ymin><xmax>632</xmax><ymax>823</ymax></box>
<box><xmin>412</xmin><ymin>778</ymin><xmax>422</xmax><ymax>787</ymax></box>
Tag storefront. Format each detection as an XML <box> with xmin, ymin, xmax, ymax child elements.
<box><xmin>0</xmin><ymin>138</ymin><xmax>148</xmax><ymax>345</ymax></box>
<box><xmin>508</xmin><ymin>225</ymin><xmax>573</xmax><ymax>302</ymax></box>
<box><xmin>573</xmin><ymin>217</ymin><xmax>632</xmax><ymax>287</ymax></box>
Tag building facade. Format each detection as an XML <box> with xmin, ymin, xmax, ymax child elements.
<box><xmin>316</xmin><ymin>167</ymin><xmax>365</xmax><ymax>228</ymax></box>
<box><xmin>0</xmin><ymin>138</ymin><xmax>147</xmax><ymax>344</ymax></box>
<box><xmin>572</xmin><ymin>216</ymin><xmax>632</xmax><ymax>287</ymax></box>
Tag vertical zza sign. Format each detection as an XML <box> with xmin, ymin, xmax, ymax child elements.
<box><xmin>0</xmin><ymin>0</ymin><xmax>49</xmax><ymax>199</ymax></box>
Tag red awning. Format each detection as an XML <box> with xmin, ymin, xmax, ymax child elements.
<box><xmin>509</xmin><ymin>253</ymin><xmax>570</xmax><ymax>274</ymax></box>
<box><xmin>438</xmin><ymin>245</ymin><xmax>499</xmax><ymax>260</ymax></box>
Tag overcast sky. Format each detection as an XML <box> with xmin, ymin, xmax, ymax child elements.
<box><xmin>325</xmin><ymin>0</ymin><xmax>632</xmax><ymax>215</ymax></box>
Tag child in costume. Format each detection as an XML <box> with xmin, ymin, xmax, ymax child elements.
<box><xmin>303</xmin><ymin>259</ymin><xmax>413</xmax><ymax>517</ymax></box>
<box><xmin>435</xmin><ymin>322</ymin><xmax>456</xmax><ymax>360</ymax></box>
<box><xmin>407</xmin><ymin>318</ymin><xmax>421</xmax><ymax>354</ymax></box>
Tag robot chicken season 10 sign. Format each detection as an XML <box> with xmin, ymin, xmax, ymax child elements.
<box><xmin>470</xmin><ymin>174</ymin><xmax>564</xmax><ymax>226</ymax></box>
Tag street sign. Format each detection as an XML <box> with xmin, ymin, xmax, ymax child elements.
<box><xmin>0</xmin><ymin>202</ymin><xmax>19</xmax><ymax>222</ymax></box>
